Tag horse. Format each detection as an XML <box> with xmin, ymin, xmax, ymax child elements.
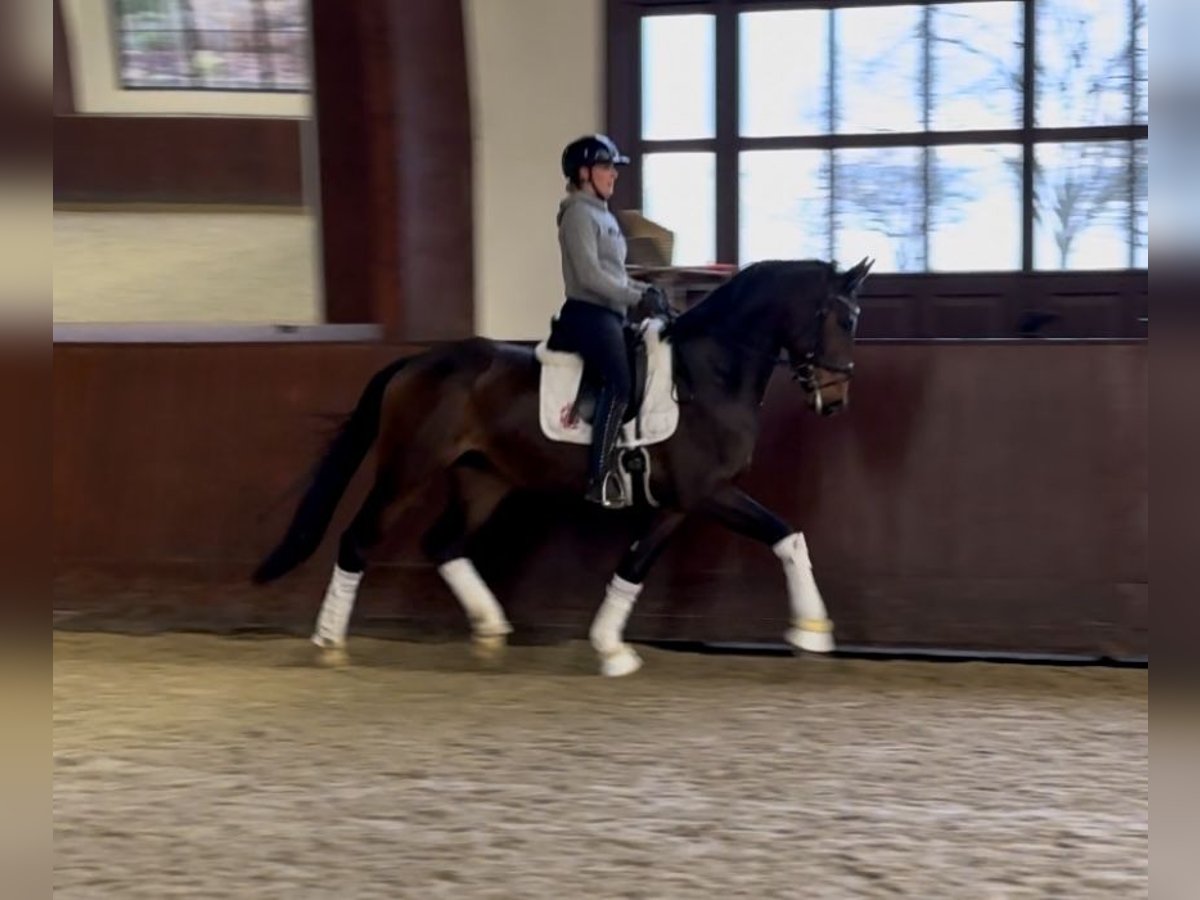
<box><xmin>252</xmin><ymin>257</ymin><xmax>874</xmax><ymax>676</ymax></box>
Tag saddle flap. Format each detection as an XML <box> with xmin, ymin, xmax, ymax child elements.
<box><xmin>545</xmin><ymin>318</ymin><xmax>644</xmax><ymax>422</ymax></box>
<box><xmin>536</xmin><ymin>319</ymin><xmax>679</xmax><ymax>448</ymax></box>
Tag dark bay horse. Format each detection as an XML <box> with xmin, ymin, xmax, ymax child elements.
<box><xmin>253</xmin><ymin>257</ymin><xmax>873</xmax><ymax>676</ymax></box>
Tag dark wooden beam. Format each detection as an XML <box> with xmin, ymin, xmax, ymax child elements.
<box><xmin>54</xmin><ymin>0</ymin><xmax>75</xmax><ymax>114</ymax></box>
<box><xmin>309</xmin><ymin>0</ymin><xmax>474</xmax><ymax>338</ymax></box>
<box><xmin>53</xmin><ymin>116</ymin><xmax>304</xmax><ymax>205</ymax></box>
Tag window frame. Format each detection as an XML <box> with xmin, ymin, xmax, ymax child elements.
<box><xmin>607</xmin><ymin>0</ymin><xmax>1148</xmax><ymax>272</ymax></box>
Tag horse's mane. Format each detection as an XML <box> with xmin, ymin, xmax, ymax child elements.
<box><xmin>667</xmin><ymin>259</ymin><xmax>835</xmax><ymax>340</ymax></box>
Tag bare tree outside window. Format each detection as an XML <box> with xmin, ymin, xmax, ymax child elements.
<box><xmin>1032</xmin><ymin>0</ymin><xmax>1146</xmax><ymax>268</ymax></box>
<box><xmin>115</xmin><ymin>0</ymin><xmax>309</xmax><ymax>91</ymax></box>
<box><xmin>1034</xmin><ymin>141</ymin><xmax>1134</xmax><ymax>269</ymax></box>
<box><xmin>727</xmin><ymin>4</ymin><xmax>1027</xmax><ymax>271</ymax></box>
<box><xmin>929</xmin><ymin>3</ymin><xmax>1023</xmax><ymax>130</ymax></box>
<box><xmin>835</xmin><ymin>148</ymin><xmax>925</xmax><ymax>271</ymax></box>
<box><xmin>826</xmin><ymin>5</ymin><xmax>1024</xmax><ymax>271</ymax></box>
<box><xmin>627</xmin><ymin>0</ymin><xmax>1146</xmax><ymax>271</ymax></box>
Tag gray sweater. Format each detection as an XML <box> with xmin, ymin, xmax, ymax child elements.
<box><xmin>557</xmin><ymin>190</ymin><xmax>648</xmax><ymax>314</ymax></box>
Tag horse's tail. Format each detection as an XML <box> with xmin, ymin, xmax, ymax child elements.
<box><xmin>251</xmin><ymin>356</ymin><xmax>414</xmax><ymax>584</ymax></box>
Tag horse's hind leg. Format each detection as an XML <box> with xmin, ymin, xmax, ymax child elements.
<box><xmin>421</xmin><ymin>462</ymin><xmax>514</xmax><ymax>660</ymax></box>
<box><xmin>310</xmin><ymin>478</ymin><xmax>412</xmax><ymax>666</ymax></box>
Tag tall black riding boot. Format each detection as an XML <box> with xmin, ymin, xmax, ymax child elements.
<box><xmin>584</xmin><ymin>395</ymin><xmax>629</xmax><ymax>509</ymax></box>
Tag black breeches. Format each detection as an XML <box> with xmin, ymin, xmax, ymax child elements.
<box><xmin>552</xmin><ymin>299</ymin><xmax>631</xmax><ymax>405</ymax></box>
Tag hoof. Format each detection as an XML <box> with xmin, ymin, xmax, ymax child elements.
<box><xmin>785</xmin><ymin>619</ymin><xmax>835</xmax><ymax>654</ymax></box>
<box><xmin>313</xmin><ymin>644</ymin><xmax>350</xmax><ymax>668</ymax></box>
<box><xmin>599</xmin><ymin>645</ymin><xmax>643</xmax><ymax>678</ymax></box>
<box><xmin>471</xmin><ymin>633</ymin><xmax>507</xmax><ymax>663</ymax></box>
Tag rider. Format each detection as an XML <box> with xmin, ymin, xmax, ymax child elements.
<box><xmin>554</xmin><ymin>133</ymin><xmax>667</xmax><ymax>509</ymax></box>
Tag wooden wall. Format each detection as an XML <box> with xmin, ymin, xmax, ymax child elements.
<box><xmin>53</xmin><ymin>115</ymin><xmax>305</xmax><ymax>206</ymax></box>
<box><xmin>856</xmin><ymin>271</ymin><xmax>1147</xmax><ymax>340</ymax></box>
<box><xmin>52</xmin><ymin>339</ymin><xmax>1147</xmax><ymax>659</ymax></box>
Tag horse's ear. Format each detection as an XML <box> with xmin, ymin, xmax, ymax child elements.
<box><xmin>841</xmin><ymin>256</ymin><xmax>874</xmax><ymax>294</ymax></box>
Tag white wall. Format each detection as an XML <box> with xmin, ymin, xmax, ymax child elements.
<box><xmin>465</xmin><ymin>0</ymin><xmax>604</xmax><ymax>340</ymax></box>
<box><xmin>60</xmin><ymin>0</ymin><xmax>308</xmax><ymax>117</ymax></box>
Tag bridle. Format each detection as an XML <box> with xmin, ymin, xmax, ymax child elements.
<box><xmin>791</xmin><ymin>292</ymin><xmax>860</xmax><ymax>395</ymax></box>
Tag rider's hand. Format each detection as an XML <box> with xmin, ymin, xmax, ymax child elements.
<box><xmin>638</xmin><ymin>284</ymin><xmax>671</xmax><ymax>319</ymax></box>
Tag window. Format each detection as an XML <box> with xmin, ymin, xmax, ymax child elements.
<box><xmin>615</xmin><ymin>0</ymin><xmax>1147</xmax><ymax>272</ymax></box>
<box><xmin>114</xmin><ymin>0</ymin><xmax>309</xmax><ymax>92</ymax></box>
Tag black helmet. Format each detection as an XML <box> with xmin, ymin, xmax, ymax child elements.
<box><xmin>561</xmin><ymin>134</ymin><xmax>630</xmax><ymax>181</ymax></box>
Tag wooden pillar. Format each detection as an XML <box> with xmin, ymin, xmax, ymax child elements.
<box><xmin>54</xmin><ymin>0</ymin><xmax>75</xmax><ymax>114</ymax></box>
<box><xmin>309</xmin><ymin>0</ymin><xmax>474</xmax><ymax>339</ymax></box>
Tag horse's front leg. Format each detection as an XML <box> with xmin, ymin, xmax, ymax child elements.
<box><xmin>700</xmin><ymin>484</ymin><xmax>835</xmax><ymax>654</ymax></box>
<box><xmin>590</xmin><ymin>510</ymin><xmax>688</xmax><ymax>677</ymax></box>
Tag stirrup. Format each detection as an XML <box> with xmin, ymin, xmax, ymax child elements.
<box><xmin>586</xmin><ymin>470</ymin><xmax>629</xmax><ymax>509</ymax></box>
<box><xmin>585</xmin><ymin>394</ymin><xmax>629</xmax><ymax>509</ymax></box>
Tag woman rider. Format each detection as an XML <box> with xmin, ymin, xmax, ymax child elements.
<box><xmin>553</xmin><ymin>134</ymin><xmax>667</xmax><ymax>509</ymax></box>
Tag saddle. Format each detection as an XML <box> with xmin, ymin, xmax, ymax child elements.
<box><xmin>534</xmin><ymin>317</ymin><xmax>679</xmax><ymax>449</ymax></box>
<box><xmin>544</xmin><ymin>320</ymin><xmax>649</xmax><ymax>428</ymax></box>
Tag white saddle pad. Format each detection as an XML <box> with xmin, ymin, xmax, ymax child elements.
<box><xmin>534</xmin><ymin>318</ymin><xmax>679</xmax><ymax>447</ymax></box>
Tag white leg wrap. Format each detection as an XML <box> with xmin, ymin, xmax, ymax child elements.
<box><xmin>590</xmin><ymin>575</ymin><xmax>642</xmax><ymax>655</ymax></box>
<box><xmin>438</xmin><ymin>558</ymin><xmax>512</xmax><ymax>637</ymax></box>
<box><xmin>312</xmin><ymin>565</ymin><xmax>362</xmax><ymax>649</ymax></box>
<box><xmin>589</xmin><ymin>575</ymin><xmax>644</xmax><ymax>676</ymax></box>
<box><xmin>773</xmin><ymin>532</ymin><xmax>835</xmax><ymax>653</ymax></box>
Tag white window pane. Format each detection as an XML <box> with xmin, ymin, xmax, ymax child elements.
<box><xmin>1134</xmin><ymin>0</ymin><xmax>1147</xmax><ymax>124</ymax></box>
<box><xmin>1034</xmin><ymin>142</ymin><xmax>1133</xmax><ymax>269</ymax></box>
<box><xmin>1133</xmin><ymin>140</ymin><xmax>1147</xmax><ymax>267</ymax></box>
<box><xmin>192</xmin><ymin>0</ymin><xmax>245</xmax><ymax>28</ymax></box>
<box><xmin>641</xmin><ymin>15</ymin><xmax>715</xmax><ymax>140</ymax></box>
<box><xmin>740</xmin><ymin>151</ymin><xmax>831</xmax><ymax>263</ymax></box>
<box><xmin>928</xmin><ymin>145</ymin><xmax>1022</xmax><ymax>271</ymax></box>
<box><xmin>834</xmin><ymin>147</ymin><xmax>924</xmax><ymax>272</ymax></box>
<box><xmin>117</xmin><ymin>0</ymin><xmax>310</xmax><ymax>90</ymax></box>
<box><xmin>120</xmin><ymin>29</ymin><xmax>191</xmax><ymax>88</ymax></box>
<box><xmin>1036</xmin><ymin>0</ymin><xmax>1135</xmax><ymax>127</ymax></box>
<box><xmin>739</xmin><ymin>10</ymin><xmax>829</xmax><ymax>137</ymax></box>
<box><xmin>118</xmin><ymin>0</ymin><xmax>185</xmax><ymax>30</ymax></box>
<box><xmin>643</xmin><ymin>153</ymin><xmax>716</xmax><ymax>265</ymax></box>
<box><xmin>931</xmin><ymin>3</ymin><xmax>1024</xmax><ymax>131</ymax></box>
<box><xmin>836</xmin><ymin>6</ymin><xmax>922</xmax><ymax>133</ymax></box>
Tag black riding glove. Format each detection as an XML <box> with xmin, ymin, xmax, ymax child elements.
<box><xmin>639</xmin><ymin>285</ymin><xmax>670</xmax><ymax>319</ymax></box>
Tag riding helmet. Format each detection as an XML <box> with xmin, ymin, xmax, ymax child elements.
<box><xmin>561</xmin><ymin>134</ymin><xmax>630</xmax><ymax>181</ymax></box>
